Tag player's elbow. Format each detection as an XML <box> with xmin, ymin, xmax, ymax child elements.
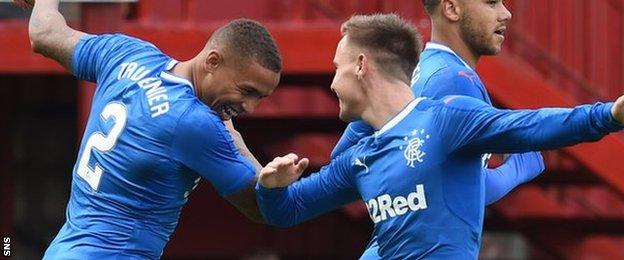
<box><xmin>28</xmin><ymin>11</ymin><xmax>64</xmax><ymax>54</ymax></box>
<box><xmin>28</xmin><ymin>28</ymin><xmax>49</xmax><ymax>53</ymax></box>
<box><xmin>28</xmin><ymin>23</ymin><xmax>54</xmax><ymax>54</ymax></box>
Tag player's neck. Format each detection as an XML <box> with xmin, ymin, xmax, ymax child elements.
<box><xmin>170</xmin><ymin>59</ymin><xmax>202</xmax><ymax>97</ymax></box>
<box><xmin>170</xmin><ymin>60</ymin><xmax>194</xmax><ymax>84</ymax></box>
<box><xmin>431</xmin><ymin>26</ymin><xmax>480</xmax><ymax>69</ymax></box>
<box><xmin>362</xmin><ymin>80</ymin><xmax>415</xmax><ymax>130</ymax></box>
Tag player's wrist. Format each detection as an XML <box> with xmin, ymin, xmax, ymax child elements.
<box><xmin>606</xmin><ymin>102</ymin><xmax>624</xmax><ymax>127</ymax></box>
<box><xmin>255</xmin><ymin>180</ymin><xmax>287</xmax><ymax>193</ymax></box>
<box><xmin>611</xmin><ymin>96</ymin><xmax>624</xmax><ymax>124</ymax></box>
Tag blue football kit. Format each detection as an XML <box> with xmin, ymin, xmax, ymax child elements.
<box><xmin>257</xmin><ymin>96</ymin><xmax>622</xmax><ymax>259</ymax></box>
<box><xmin>331</xmin><ymin>42</ymin><xmax>544</xmax><ymax>258</ymax></box>
<box><xmin>44</xmin><ymin>34</ymin><xmax>256</xmax><ymax>259</ymax></box>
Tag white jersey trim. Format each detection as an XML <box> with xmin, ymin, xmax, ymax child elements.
<box><xmin>375</xmin><ymin>97</ymin><xmax>426</xmax><ymax>137</ymax></box>
<box><xmin>160</xmin><ymin>72</ymin><xmax>195</xmax><ymax>91</ymax></box>
<box><xmin>424</xmin><ymin>42</ymin><xmax>473</xmax><ymax>70</ymax></box>
<box><xmin>166</xmin><ymin>59</ymin><xmax>178</xmax><ymax>70</ymax></box>
<box><xmin>161</xmin><ymin>59</ymin><xmax>195</xmax><ymax>92</ymax></box>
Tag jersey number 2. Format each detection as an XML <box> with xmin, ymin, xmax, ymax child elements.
<box><xmin>77</xmin><ymin>102</ymin><xmax>127</xmax><ymax>191</ymax></box>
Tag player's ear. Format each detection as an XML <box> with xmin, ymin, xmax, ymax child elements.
<box><xmin>204</xmin><ymin>50</ymin><xmax>222</xmax><ymax>74</ymax></box>
<box><xmin>356</xmin><ymin>53</ymin><xmax>367</xmax><ymax>81</ymax></box>
<box><xmin>441</xmin><ymin>0</ymin><xmax>461</xmax><ymax>22</ymax></box>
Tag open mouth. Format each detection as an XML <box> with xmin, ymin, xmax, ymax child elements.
<box><xmin>221</xmin><ymin>105</ymin><xmax>240</xmax><ymax>120</ymax></box>
<box><xmin>494</xmin><ymin>27</ymin><xmax>506</xmax><ymax>37</ymax></box>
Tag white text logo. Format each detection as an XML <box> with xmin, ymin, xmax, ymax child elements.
<box><xmin>366</xmin><ymin>184</ymin><xmax>428</xmax><ymax>223</ymax></box>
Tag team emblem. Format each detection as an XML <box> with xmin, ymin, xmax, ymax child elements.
<box><xmin>399</xmin><ymin>129</ymin><xmax>430</xmax><ymax>168</ymax></box>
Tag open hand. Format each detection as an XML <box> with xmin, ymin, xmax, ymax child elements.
<box><xmin>259</xmin><ymin>153</ymin><xmax>309</xmax><ymax>189</ymax></box>
<box><xmin>612</xmin><ymin>95</ymin><xmax>624</xmax><ymax>124</ymax></box>
<box><xmin>13</xmin><ymin>0</ymin><xmax>34</xmax><ymax>9</ymax></box>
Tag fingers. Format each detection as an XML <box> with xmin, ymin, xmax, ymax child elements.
<box><xmin>270</xmin><ymin>153</ymin><xmax>299</xmax><ymax>168</ymax></box>
<box><xmin>265</xmin><ymin>153</ymin><xmax>307</xmax><ymax>173</ymax></box>
<box><xmin>295</xmin><ymin>158</ymin><xmax>310</xmax><ymax>173</ymax></box>
<box><xmin>284</xmin><ymin>153</ymin><xmax>299</xmax><ymax>162</ymax></box>
<box><xmin>260</xmin><ymin>162</ymin><xmax>278</xmax><ymax>176</ymax></box>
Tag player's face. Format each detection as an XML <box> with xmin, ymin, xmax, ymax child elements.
<box><xmin>330</xmin><ymin>37</ymin><xmax>366</xmax><ymax>122</ymax></box>
<box><xmin>201</xmin><ymin>60</ymin><xmax>280</xmax><ymax>121</ymax></box>
<box><xmin>458</xmin><ymin>0</ymin><xmax>512</xmax><ymax>55</ymax></box>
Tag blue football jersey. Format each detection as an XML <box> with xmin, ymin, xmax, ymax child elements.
<box><xmin>333</xmin><ymin>42</ymin><xmax>544</xmax><ymax>259</ymax></box>
<box><xmin>44</xmin><ymin>34</ymin><xmax>256</xmax><ymax>259</ymax></box>
<box><xmin>257</xmin><ymin>97</ymin><xmax>621</xmax><ymax>259</ymax></box>
<box><xmin>411</xmin><ymin>43</ymin><xmax>491</xmax><ymax>103</ymax></box>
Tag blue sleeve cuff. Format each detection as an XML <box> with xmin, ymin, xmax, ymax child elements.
<box><xmin>255</xmin><ymin>181</ymin><xmax>289</xmax><ymax>227</ymax></box>
<box><xmin>255</xmin><ymin>181</ymin><xmax>287</xmax><ymax>194</ymax></box>
<box><xmin>602</xmin><ymin>102</ymin><xmax>624</xmax><ymax>131</ymax></box>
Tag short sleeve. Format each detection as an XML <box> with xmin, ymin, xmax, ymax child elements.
<box><xmin>171</xmin><ymin>104</ymin><xmax>256</xmax><ymax>197</ymax></box>
<box><xmin>72</xmin><ymin>34</ymin><xmax>159</xmax><ymax>83</ymax></box>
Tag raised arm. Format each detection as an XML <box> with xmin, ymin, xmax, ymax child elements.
<box><xmin>18</xmin><ymin>0</ymin><xmax>86</xmax><ymax>70</ymax></box>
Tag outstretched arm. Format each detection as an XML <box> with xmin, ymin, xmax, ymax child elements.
<box><xmin>484</xmin><ymin>152</ymin><xmax>545</xmax><ymax>205</ymax></box>
<box><xmin>256</xmin><ymin>153</ymin><xmax>360</xmax><ymax>227</ymax></box>
<box><xmin>437</xmin><ymin>96</ymin><xmax>624</xmax><ymax>155</ymax></box>
<box><xmin>17</xmin><ymin>0</ymin><xmax>86</xmax><ymax>70</ymax></box>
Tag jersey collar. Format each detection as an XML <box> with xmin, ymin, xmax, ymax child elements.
<box><xmin>160</xmin><ymin>59</ymin><xmax>195</xmax><ymax>92</ymax></box>
<box><xmin>375</xmin><ymin>97</ymin><xmax>427</xmax><ymax>137</ymax></box>
<box><xmin>424</xmin><ymin>42</ymin><xmax>473</xmax><ymax>70</ymax></box>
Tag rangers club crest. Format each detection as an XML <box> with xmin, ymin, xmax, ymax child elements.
<box><xmin>399</xmin><ymin>129</ymin><xmax>430</xmax><ymax>168</ymax></box>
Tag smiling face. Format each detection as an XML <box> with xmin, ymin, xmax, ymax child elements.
<box><xmin>458</xmin><ymin>0</ymin><xmax>512</xmax><ymax>55</ymax></box>
<box><xmin>198</xmin><ymin>53</ymin><xmax>280</xmax><ymax>120</ymax></box>
<box><xmin>330</xmin><ymin>36</ymin><xmax>367</xmax><ymax>122</ymax></box>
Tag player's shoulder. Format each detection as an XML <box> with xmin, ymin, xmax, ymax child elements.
<box><xmin>433</xmin><ymin>64</ymin><xmax>478</xmax><ymax>84</ymax></box>
<box><xmin>332</xmin><ymin>136</ymin><xmax>368</xmax><ymax>164</ymax></box>
<box><xmin>421</xmin><ymin>49</ymin><xmax>463</xmax><ymax>71</ymax></box>
<box><xmin>78</xmin><ymin>33</ymin><xmax>166</xmax><ymax>61</ymax></box>
<box><xmin>177</xmin><ymin>100</ymin><xmax>219</xmax><ymax>124</ymax></box>
<box><xmin>418</xmin><ymin>95</ymin><xmax>490</xmax><ymax>112</ymax></box>
<box><xmin>174</xmin><ymin>101</ymin><xmax>224</xmax><ymax>137</ymax></box>
<box><xmin>88</xmin><ymin>33</ymin><xmax>159</xmax><ymax>49</ymax></box>
<box><xmin>421</xmin><ymin>50</ymin><xmax>477</xmax><ymax>80</ymax></box>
